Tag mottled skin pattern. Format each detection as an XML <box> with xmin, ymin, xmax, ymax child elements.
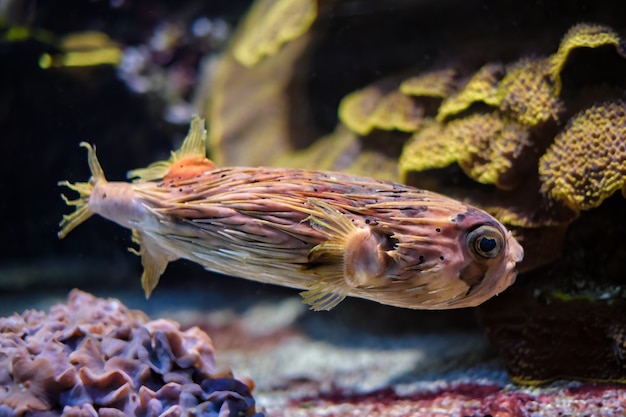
<box><xmin>59</xmin><ymin>119</ymin><xmax>523</xmax><ymax>311</ymax></box>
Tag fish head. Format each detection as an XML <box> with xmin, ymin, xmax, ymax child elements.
<box><xmin>350</xmin><ymin>203</ymin><xmax>524</xmax><ymax>310</ymax></box>
<box><xmin>452</xmin><ymin>210</ymin><xmax>524</xmax><ymax>306</ymax></box>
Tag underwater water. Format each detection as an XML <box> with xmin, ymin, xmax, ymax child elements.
<box><xmin>2</xmin><ymin>0</ymin><xmax>626</xmax><ymax>415</ymax></box>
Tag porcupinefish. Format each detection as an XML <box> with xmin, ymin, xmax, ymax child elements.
<box><xmin>58</xmin><ymin>117</ymin><xmax>523</xmax><ymax>310</ymax></box>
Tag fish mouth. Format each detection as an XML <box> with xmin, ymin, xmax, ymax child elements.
<box><xmin>508</xmin><ymin>231</ymin><xmax>525</xmax><ymax>264</ymax></box>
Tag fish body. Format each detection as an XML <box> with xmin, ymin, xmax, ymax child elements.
<box><xmin>59</xmin><ymin>117</ymin><xmax>523</xmax><ymax>310</ymax></box>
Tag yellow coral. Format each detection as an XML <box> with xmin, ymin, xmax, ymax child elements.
<box><xmin>539</xmin><ymin>100</ymin><xmax>626</xmax><ymax>211</ymax></box>
<box><xmin>496</xmin><ymin>57</ymin><xmax>564</xmax><ymax>126</ymax></box>
<box><xmin>339</xmin><ymin>81</ymin><xmax>424</xmax><ymax>135</ymax></box>
<box><xmin>399</xmin><ymin>68</ymin><xmax>457</xmax><ymax>98</ymax></box>
<box><xmin>437</xmin><ymin>63</ymin><xmax>504</xmax><ymax>122</ymax></box>
<box><xmin>339</xmin><ymin>84</ymin><xmax>388</xmax><ymax>136</ymax></box>
<box><xmin>232</xmin><ymin>0</ymin><xmax>317</xmax><ymax>67</ymax></box>
<box><xmin>448</xmin><ymin>113</ymin><xmax>533</xmax><ymax>190</ymax></box>
<box><xmin>368</xmin><ymin>91</ymin><xmax>425</xmax><ymax>132</ymax></box>
<box><xmin>401</xmin><ymin>113</ymin><xmax>532</xmax><ymax>190</ymax></box>
<box><xmin>550</xmin><ymin>23</ymin><xmax>625</xmax><ymax>95</ymax></box>
<box><xmin>38</xmin><ymin>31</ymin><xmax>122</xmax><ymax>69</ymax></box>
<box><xmin>399</xmin><ymin>120</ymin><xmax>460</xmax><ymax>176</ymax></box>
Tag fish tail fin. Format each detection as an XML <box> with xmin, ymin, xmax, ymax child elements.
<box><xmin>299</xmin><ymin>198</ymin><xmax>357</xmax><ymax>310</ymax></box>
<box><xmin>58</xmin><ymin>142</ymin><xmax>106</xmax><ymax>239</ymax></box>
<box><xmin>127</xmin><ymin>115</ymin><xmax>216</xmax><ymax>182</ymax></box>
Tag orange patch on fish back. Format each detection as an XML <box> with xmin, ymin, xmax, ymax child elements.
<box><xmin>164</xmin><ymin>156</ymin><xmax>216</xmax><ymax>183</ymax></box>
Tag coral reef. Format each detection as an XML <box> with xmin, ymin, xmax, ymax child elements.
<box><xmin>400</xmin><ymin>22</ymin><xmax>626</xmax><ymax>203</ymax></box>
<box><xmin>0</xmin><ymin>290</ymin><xmax>262</xmax><ymax>416</ymax></box>
<box><xmin>539</xmin><ymin>100</ymin><xmax>626</xmax><ymax>211</ymax></box>
<box><xmin>437</xmin><ymin>63</ymin><xmax>504</xmax><ymax>122</ymax></box>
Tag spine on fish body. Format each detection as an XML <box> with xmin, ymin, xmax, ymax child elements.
<box><xmin>59</xmin><ymin>117</ymin><xmax>523</xmax><ymax>311</ymax></box>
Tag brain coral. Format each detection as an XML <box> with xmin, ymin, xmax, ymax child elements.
<box><xmin>539</xmin><ymin>100</ymin><xmax>626</xmax><ymax>211</ymax></box>
<box><xmin>0</xmin><ymin>290</ymin><xmax>262</xmax><ymax>417</ymax></box>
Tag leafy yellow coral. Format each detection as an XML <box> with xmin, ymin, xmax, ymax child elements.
<box><xmin>437</xmin><ymin>63</ymin><xmax>504</xmax><ymax>122</ymax></box>
<box><xmin>448</xmin><ymin>113</ymin><xmax>533</xmax><ymax>190</ymax></box>
<box><xmin>401</xmin><ymin>112</ymin><xmax>533</xmax><ymax>190</ymax></box>
<box><xmin>550</xmin><ymin>23</ymin><xmax>626</xmax><ymax>95</ymax></box>
<box><xmin>539</xmin><ymin>100</ymin><xmax>626</xmax><ymax>211</ymax></box>
<box><xmin>368</xmin><ymin>91</ymin><xmax>425</xmax><ymax>132</ymax></box>
<box><xmin>232</xmin><ymin>0</ymin><xmax>317</xmax><ymax>67</ymax></box>
<box><xmin>399</xmin><ymin>68</ymin><xmax>457</xmax><ymax>98</ymax></box>
<box><xmin>339</xmin><ymin>81</ymin><xmax>424</xmax><ymax>135</ymax></box>
<box><xmin>497</xmin><ymin>57</ymin><xmax>564</xmax><ymax>126</ymax></box>
<box><xmin>399</xmin><ymin>120</ymin><xmax>460</xmax><ymax>176</ymax></box>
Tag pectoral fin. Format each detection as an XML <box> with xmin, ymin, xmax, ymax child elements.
<box><xmin>299</xmin><ymin>198</ymin><xmax>358</xmax><ymax>310</ymax></box>
<box><xmin>300</xmin><ymin>275</ymin><xmax>349</xmax><ymax>311</ymax></box>
<box><xmin>300</xmin><ymin>198</ymin><xmax>393</xmax><ymax>310</ymax></box>
<box><xmin>130</xmin><ymin>230</ymin><xmax>170</xmax><ymax>298</ymax></box>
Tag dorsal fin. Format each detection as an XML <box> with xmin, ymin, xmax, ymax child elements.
<box><xmin>127</xmin><ymin>115</ymin><xmax>216</xmax><ymax>183</ymax></box>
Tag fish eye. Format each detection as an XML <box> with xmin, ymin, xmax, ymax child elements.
<box><xmin>467</xmin><ymin>225</ymin><xmax>504</xmax><ymax>259</ymax></box>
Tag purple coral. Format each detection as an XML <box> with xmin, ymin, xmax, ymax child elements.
<box><xmin>0</xmin><ymin>290</ymin><xmax>263</xmax><ymax>417</ymax></box>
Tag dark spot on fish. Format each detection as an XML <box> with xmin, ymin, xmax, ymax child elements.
<box><xmin>313</xmin><ymin>187</ymin><xmax>318</xmax><ymax>192</ymax></box>
<box><xmin>419</xmin><ymin>255</ymin><xmax>424</xmax><ymax>263</ymax></box>
<box><xmin>221</xmin><ymin>174</ymin><xmax>226</xmax><ymax>178</ymax></box>
<box><xmin>440</xmin><ymin>255</ymin><xmax>445</xmax><ymax>261</ymax></box>
<box><xmin>179</xmin><ymin>188</ymin><xmax>183</xmax><ymax>192</ymax></box>
<box><xmin>456</xmin><ymin>213</ymin><xmax>466</xmax><ymax>222</ymax></box>
<box><xmin>102</xmin><ymin>193</ymin><xmax>107</xmax><ymax>199</ymax></box>
<box><xmin>435</xmin><ymin>228</ymin><xmax>441</xmax><ymax>233</ymax></box>
<box><xmin>397</xmin><ymin>205</ymin><xmax>428</xmax><ymax>217</ymax></box>
<box><xmin>365</xmin><ymin>219</ymin><xmax>371</xmax><ymax>224</ymax></box>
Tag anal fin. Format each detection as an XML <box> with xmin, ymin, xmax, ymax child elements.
<box><xmin>130</xmin><ymin>230</ymin><xmax>170</xmax><ymax>298</ymax></box>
